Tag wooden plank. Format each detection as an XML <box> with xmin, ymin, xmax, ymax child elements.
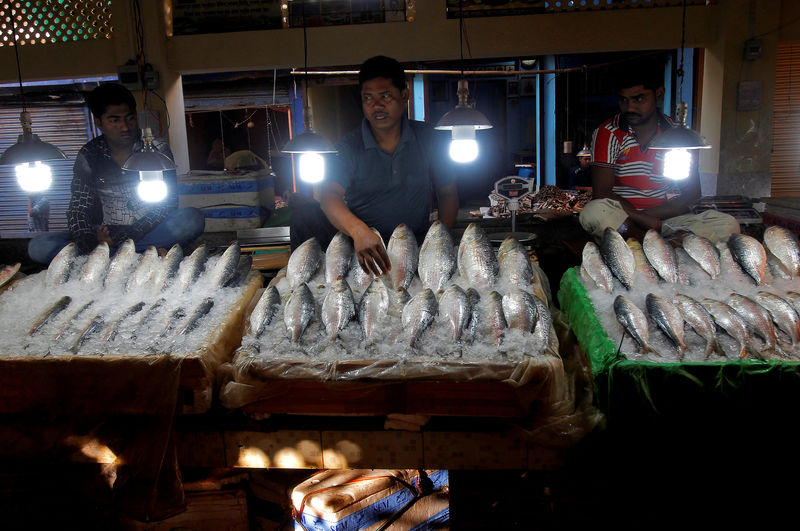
<box><xmin>423</xmin><ymin>431</ymin><xmax>527</xmax><ymax>469</ymax></box>
<box><xmin>320</xmin><ymin>430</ymin><xmax>424</xmax><ymax>469</ymax></box>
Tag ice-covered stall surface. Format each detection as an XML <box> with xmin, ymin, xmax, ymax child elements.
<box><xmin>0</xmin><ymin>254</ymin><xmax>262</xmax><ymax>414</ymax></box>
<box><xmin>221</xmin><ymin>260</ymin><xmax>569</xmax><ymax>419</ymax></box>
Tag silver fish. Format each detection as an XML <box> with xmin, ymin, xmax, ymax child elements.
<box><xmin>250</xmin><ymin>286</ymin><xmax>282</xmax><ymax>338</ymax></box>
<box><xmin>767</xmin><ymin>250</ymin><xmax>792</xmax><ymax>281</ymax></box>
<box><xmin>627</xmin><ymin>238</ymin><xmax>658</xmax><ymax>285</ymax></box>
<box><xmin>763</xmin><ymin>225</ymin><xmax>800</xmax><ymax>278</ymax></box>
<box><xmin>502</xmin><ymin>288</ymin><xmax>537</xmax><ymax>333</ymax></box>
<box><xmin>465</xmin><ymin>288</ymin><xmax>482</xmax><ymax>344</ymax></box>
<box><xmin>131</xmin><ymin>297</ymin><xmax>168</xmax><ymax>340</ymax></box>
<box><xmin>207</xmin><ymin>242</ymin><xmax>241</xmax><ymax>288</ymax></box>
<box><xmin>600</xmin><ymin>227</ymin><xmax>635</xmax><ymax>290</ymax></box>
<box><xmin>177</xmin><ymin>297</ymin><xmax>215</xmax><ymax>336</ymax></box>
<box><xmin>46</xmin><ymin>242</ymin><xmax>78</xmax><ymax>286</ymax></box>
<box><xmin>457</xmin><ymin>223</ymin><xmax>498</xmax><ymax>291</ymax></box>
<box><xmin>613</xmin><ymin>295</ymin><xmax>654</xmax><ymax>354</ymax></box>
<box><xmin>386</xmin><ymin>224</ymin><xmax>419</xmax><ymax>292</ymax></box>
<box><xmin>785</xmin><ymin>291</ymin><xmax>800</xmax><ymax>317</ymax></box>
<box><xmin>358</xmin><ymin>279</ymin><xmax>389</xmax><ymax>342</ymax></box>
<box><xmin>347</xmin><ymin>251</ymin><xmax>373</xmax><ymax>292</ymax></box>
<box><xmin>325</xmin><ymin>232</ymin><xmax>354</xmax><ymax>284</ymax></box>
<box><xmin>72</xmin><ymin>314</ymin><xmax>105</xmax><ymax>353</ymax></box>
<box><xmin>581</xmin><ymin>241</ymin><xmax>614</xmax><ymax>293</ymax></box>
<box><xmin>486</xmin><ymin>291</ymin><xmax>507</xmax><ymax>346</ymax></box>
<box><xmin>158</xmin><ymin>306</ymin><xmax>187</xmax><ymax>338</ymax></box>
<box><xmin>284</xmin><ymin>283</ymin><xmax>315</xmax><ymax>343</ymax></box>
<box><xmin>151</xmin><ymin>243</ymin><xmax>183</xmax><ymax>292</ymax></box>
<box><xmin>727</xmin><ymin>293</ymin><xmax>779</xmax><ymax>352</ymax></box>
<box><xmin>498</xmin><ymin>236</ymin><xmax>533</xmax><ymax>289</ymax></box>
<box><xmin>0</xmin><ymin>262</ymin><xmax>20</xmax><ymax>289</ymax></box>
<box><xmin>674</xmin><ymin>248</ymin><xmax>700</xmax><ymax>284</ymax></box>
<box><xmin>80</xmin><ymin>242</ymin><xmax>110</xmax><ymax>286</ymax></box>
<box><xmin>642</xmin><ymin>229</ymin><xmax>678</xmax><ymax>283</ymax></box>
<box><xmin>728</xmin><ymin>233</ymin><xmax>767</xmax><ymax>286</ymax></box>
<box><xmin>225</xmin><ymin>255</ymin><xmax>253</xmax><ymax>288</ymax></box>
<box><xmin>674</xmin><ymin>294</ymin><xmax>722</xmax><ymax>357</ymax></box>
<box><xmin>754</xmin><ymin>291</ymin><xmax>800</xmax><ymax>345</ymax></box>
<box><xmin>645</xmin><ymin>293</ymin><xmax>686</xmax><ymax>354</ymax></box>
<box><xmin>126</xmin><ymin>246</ymin><xmax>160</xmax><ymax>293</ymax></box>
<box><xmin>268</xmin><ymin>266</ymin><xmax>287</xmax><ymax>290</ymax></box>
<box><xmin>439</xmin><ymin>284</ymin><xmax>471</xmax><ymax>342</ymax></box>
<box><xmin>104</xmin><ymin>301</ymin><xmax>146</xmax><ymax>342</ymax></box>
<box><xmin>530</xmin><ymin>293</ymin><xmax>552</xmax><ymax>346</ymax></box>
<box><xmin>321</xmin><ymin>279</ymin><xmax>356</xmax><ymax>341</ymax></box>
<box><xmin>715</xmin><ymin>241</ymin><xmax>749</xmax><ymax>284</ymax></box>
<box><xmin>53</xmin><ymin>300</ymin><xmax>95</xmax><ymax>342</ymax></box>
<box><xmin>29</xmin><ymin>295</ymin><xmax>72</xmax><ymax>336</ymax></box>
<box><xmin>682</xmin><ymin>233</ymin><xmax>720</xmax><ymax>279</ymax></box>
<box><xmin>418</xmin><ymin>221</ymin><xmax>456</xmax><ymax>293</ymax></box>
<box><xmin>104</xmin><ymin>239</ymin><xmax>138</xmax><ymax>289</ymax></box>
<box><xmin>388</xmin><ymin>287</ymin><xmax>411</xmax><ymax>318</ymax></box>
<box><xmin>287</xmin><ymin>238</ymin><xmax>323</xmax><ymax>289</ymax></box>
<box><xmin>700</xmin><ymin>298</ymin><xmax>750</xmax><ymax>359</ymax></box>
<box><xmin>174</xmin><ymin>244</ymin><xmax>209</xmax><ymax>294</ymax></box>
<box><xmin>401</xmin><ymin>288</ymin><xmax>437</xmax><ymax>348</ymax></box>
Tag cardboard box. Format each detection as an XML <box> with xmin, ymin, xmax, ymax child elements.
<box><xmin>178</xmin><ymin>170</ymin><xmax>274</xmax><ymax>232</ymax></box>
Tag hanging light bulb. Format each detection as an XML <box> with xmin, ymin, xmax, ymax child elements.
<box><xmin>281</xmin><ymin>0</ymin><xmax>337</xmax><ymax>183</ymax></box>
<box><xmin>0</xmin><ymin>7</ymin><xmax>66</xmax><ymax>191</ymax></box>
<box><xmin>435</xmin><ymin>0</ymin><xmax>492</xmax><ymax>163</ymax></box>
<box><xmin>576</xmin><ymin>144</ymin><xmax>592</xmax><ymax>158</ymax></box>
<box><xmin>649</xmin><ymin>0</ymin><xmax>710</xmax><ymax>180</ymax></box>
<box><xmin>122</xmin><ymin>128</ymin><xmax>175</xmax><ymax>202</ymax></box>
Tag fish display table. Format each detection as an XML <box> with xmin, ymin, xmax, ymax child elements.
<box><xmin>558</xmin><ymin>266</ymin><xmax>800</xmax><ymax>445</ymax></box>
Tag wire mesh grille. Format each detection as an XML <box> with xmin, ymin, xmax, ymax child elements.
<box><xmin>0</xmin><ymin>0</ymin><xmax>112</xmax><ymax>47</ymax></box>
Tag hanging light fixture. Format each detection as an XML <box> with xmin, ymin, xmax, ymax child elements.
<box><xmin>649</xmin><ymin>0</ymin><xmax>710</xmax><ymax>180</ymax></box>
<box><xmin>281</xmin><ymin>0</ymin><xmax>337</xmax><ymax>184</ymax></box>
<box><xmin>576</xmin><ymin>66</ymin><xmax>592</xmax><ymax>159</ymax></box>
<box><xmin>120</xmin><ymin>0</ymin><xmax>176</xmax><ymax>202</ymax></box>
<box><xmin>435</xmin><ymin>0</ymin><xmax>493</xmax><ymax>163</ymax></box>
<box><xmin>122</xmin><ymin>127</ymin><xmax>174</xmax><ymax>202</ymax></box>
<box><xmin>0</xmin><ymin>7</ymin><xmax>66</xmax><ymax>192</ymax></box>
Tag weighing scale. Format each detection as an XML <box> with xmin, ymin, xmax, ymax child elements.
<box><xmin>488</xmin><ymin>176</ymin><xmax>537</xmax><ymax>245</ymax></box>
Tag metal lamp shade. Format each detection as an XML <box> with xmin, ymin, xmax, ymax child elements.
<box><xmin>282</xmin><ymin>129</ymin><xmax>337</xmax><ymax>154</ymax></box>
<box><xmin>122</xmin><ymin>149</ymin><xmax>176</xmax><ymax>172</ymax></box>
<box><xmin>649</xmin><ymin>124</ymin><xmax>711</xmax><ymax>150</ymax></box>
<box><xmin>0</xmin><ymin>132</ymin><xmax>66</xmax><ymax>166</ymax></box>
<box><xmin>576</xmin><ymin>145</ymin><xmax>592</xmax><ymax>158</ymax></box>
<box><xmin>435</xmin><ymin>106</ymin><xmax>493</xmax><ymax>131</ymax></box>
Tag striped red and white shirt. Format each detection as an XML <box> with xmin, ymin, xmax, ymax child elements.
<box><xmin>591</xmin><ymin>113</ymin><xmax>675</xmax><ymax>210</ymax></box>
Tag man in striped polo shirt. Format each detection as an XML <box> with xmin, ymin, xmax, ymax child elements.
<box><xmin>578</xmin><ymin>60</ymin><xmax>739</xmax><ymax>244</ymax></box>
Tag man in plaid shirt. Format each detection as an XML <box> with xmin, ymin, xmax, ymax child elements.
<box><xmin>28</xmin><ymin>83</ymin><xmax>204</xmax><ymax>264</ymax></box>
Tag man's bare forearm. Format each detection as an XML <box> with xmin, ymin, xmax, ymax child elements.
<box><xmin>320</xmin><ymin>195</ymin><xmax>369</xmax><ymax>238</ymax></box>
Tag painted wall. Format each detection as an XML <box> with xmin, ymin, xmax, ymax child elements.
<box><xmin>0</xmin><ymin>0</ymin><xmax>792</xmax><ymax>196</ymax></box>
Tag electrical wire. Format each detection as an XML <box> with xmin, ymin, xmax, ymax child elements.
<box><xmin>9</xmin><ymin>5</ymin><xmax>26</xmax><ymax>111</ymax></box>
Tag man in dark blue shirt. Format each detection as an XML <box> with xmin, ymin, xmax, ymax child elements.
<box><xmin>290</xmin><ymin>56</ymin><xmax>458</xmax><ymax>276</ymax></box>
<box><xmin>28</xmin><ymin>83</ymin><xmax>204</xmax><ymax>264</ymax></box>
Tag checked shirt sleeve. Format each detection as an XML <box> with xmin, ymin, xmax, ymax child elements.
<box><xmin>67</xmin><ymin>148</ymin><xmax>99</xmax><ymax>253</ymax></box>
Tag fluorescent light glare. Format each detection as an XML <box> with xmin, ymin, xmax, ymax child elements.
<box><xmin>15</xmin><ymin>161</ymin><xmax>52</xmax><ymax>192</ymax></box>
<box><xmin>298</xmin><ymin>152</ymin><xmax>325</xmax><ymax>183</ymax></box>
<box><xmin>137</xmin><ymin>173</ymin><xmax>168</xmax><ymax>202</ymax></box>
<box><xmin>662</xmin><ymin>148</ymin><xmax>692</xmax><ymax>181</ymax></box>
<box><xmin>449</xmin><ymin>125</ymin><xmax>478</xmax><ymax>163</ymax></box>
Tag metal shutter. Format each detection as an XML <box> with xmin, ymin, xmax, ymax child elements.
<box><xmin>770</xmin><ymin>43</ymin><xmax>800</xmax><ymax>196</ymax></box>
<box><xmin>0</xmin><ymin>105</ymin><xmax>92</xmax><ymax>237</ymax></box>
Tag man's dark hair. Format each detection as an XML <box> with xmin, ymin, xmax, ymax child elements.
<box><xmin>358</xmin><ymin>55</ymin><xmax>407</xmax><ymax>91</ymax></box>
<box><xmin>86</xmin><ymin>82</ymin><xmax>137</xmax><ymax>119</ymax></box>
<box><xmin>615</xmin><ymin>56</ymin><xmax>666</xmax><ymax>93</ymax></box>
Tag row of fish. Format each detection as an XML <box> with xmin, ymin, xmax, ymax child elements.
<box><xmin>12</xmin><ymin>241</ymin><xmax>253</xmax><ymax>356</ymax></box>
<box><xmin>614</xmin><ymin>289</ymin><xmax>800</xmax><ymax>361</ymax></box>
<box><xmin>246</xmin><ymin>278</ymin><xmax>553</xmax><ymax>350</ymax></box>
<box><xmin>45</xmin><ymin>239</ymin><xmax>249</xmax><ymax>295</ymax></box>
<box><xmin>582</xmin><ymin>226</ymin><xmax>800</xmax><ymax>292</ymax></box>
<box><xmin>241</xmin><ymin>222</ymin><xmax>553</xmax><ymax>355</ymax></box>
<box><xmin>288</xmin><ymin>221</ymin><xmax>536</xmax><ymax>296</ymax></box>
